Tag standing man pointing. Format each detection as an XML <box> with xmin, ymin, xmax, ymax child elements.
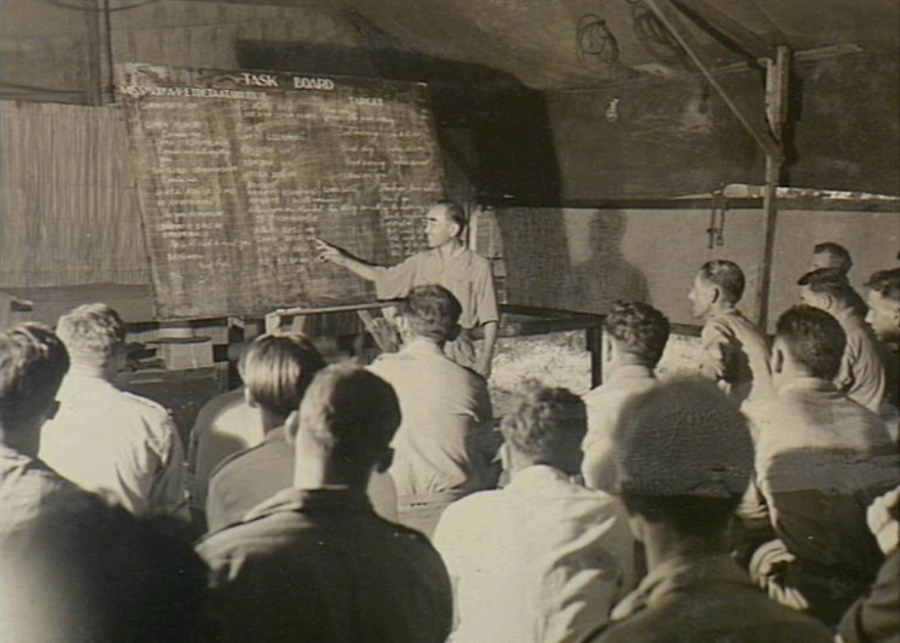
<box><xmin>316</xmin><ymin>200</ymin><xmax>499</xmax><ymax>377</ymax></box>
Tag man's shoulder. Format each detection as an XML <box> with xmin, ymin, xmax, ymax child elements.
<box><xmin>208</xmin><ymin>439</ymin><xmax>291</xmax><ymax>490</ymax></box>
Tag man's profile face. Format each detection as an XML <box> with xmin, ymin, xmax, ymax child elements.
<box><xmin>424</xmin><ymin>206</ymin><xmax>457</xmax><ymax>249</ymax></box>
<box><xmin>688</xmin><ymin>273</ymin><xmax>715</xmax><ymax>319</ymax></box>
<box><xmin>865</xmin><ymin>289</ymin><xmax>900</xmax><ymax>341</ymax></box>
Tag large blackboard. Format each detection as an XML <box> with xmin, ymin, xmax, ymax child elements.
<box><xmin>118</xmin><ymin>64</ymin><xmax>443</xmax><ymax>319</ymax></box>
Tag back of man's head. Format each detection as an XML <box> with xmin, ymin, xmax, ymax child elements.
<box><xmin>699</xmin><ymin>260</ymin><xmax>746</xmax><ymax>305</ymax></box>
<box><xmin>797</xmin><ymin>267</ymin><xmax>857</xmax><ymax>311</ymax></box>
<box><xmin>613</xmin><ymin>379</ymin><xmax>753</xmax><ymax>544</ymax></box>
<box><xmin>399</xmin><ymin>284</ymin><xmax>462</xmax><ymax>343</ymax></box>
<box><xmin>500</xmin><ymin>381</ymin><xmax>586</xmax><ymax>475</ymax></box>
<box><xmin>242</xmin><ymin>333</ymin><xmax>326</xmax><ymax>419</ymax></box>
<box><xmin>812</xmin><ymin>242</ymin><xmax>853</xmax><ymax>274</ymax></box>
<box><xmin>297</xmin><ymin>364</ymin><xmax>401</xmax><ymax>486</ymax></box>
<box><xmin>56</xmin><ymin>303</ymin><xmax>125</xmax><ymax>368</ymax></box>
<box><xmin>0</xmin><ymin>323</ymin><xmax>69</xmax><ymax>435</ymax></box>
<box><xmin>606</xmin><ymin>301</ymin><xmax>670</xmax><ymax>367</ymax></box>
<box><xmin>775</xmin><ymin>305</ymin><xmax>846</xmax><ymax>381</ymax></box>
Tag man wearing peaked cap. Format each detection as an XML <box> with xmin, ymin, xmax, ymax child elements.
<box><xmin>588</xmin><ymin>378</ymin><xmax>833</xmax><ymax>643</ymax></box>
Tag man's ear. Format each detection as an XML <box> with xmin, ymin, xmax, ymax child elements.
<box><xmin>711</xmin><ymin>286</ymin><xmax>722</xmax><ymax>305</ymax></box>
<box><xmin>374</xmin><ymin>447</ymin><xmax>394</xmax><ymax>473</ymax></box>
<box><xmin>283</xmin><ymin>410</ymin><xmax>300</xmax><ymax>444</ymax></box>
<box><xmin>772</xmin><ymin>346</ymin><xmax>785</xmax><ymax>374</ymax></box>
<box><xmin>243</xmin><ymin>386</ymin><xmax>260</xmax><ymax>408</ymax></box>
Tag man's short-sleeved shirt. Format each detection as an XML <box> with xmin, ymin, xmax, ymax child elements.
<box><xmin>834</xmin><ymin>307</ymin><xmax>888</xmax><ymax>413</ymax></box>
<box><xmin>196</xmin><ymin>487</ymin><xmax>452</xmax><ymax>643</ymax></box>
<box><xmin>433</xmin><ymin>465</ymin><xmax>634</xmax><ymax>643</ymax></box>
<box><xmin>367</xmin><ymin>339</ymin><xmax>497</xmax><ymax>499</ymax></box>
<box><xmin>373</xmin><ymin>248</ymin><xmax>499</xmax><ymax>330</ymax></box>
<box><xmin>187</xmin><ymin>386</ymin><xmax>264</xmax><ymax>511</ymax></box>
<box><xmin>39</xmin><ymin>371</ymin><xmax>188</xmax><ymax>519</ymax></box>
<box><xmin>699</xmin><ymin>308</ymin><xmax>771</xmax><ymax>404</ymax></box>
<box><xmin>581</xmin><ymin>365</ymin><xmax>658</xmax><ymax>492</ymax></box>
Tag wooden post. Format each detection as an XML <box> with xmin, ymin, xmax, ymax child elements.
<box><xmin>756</xmin><ymin>46</ymin><xmax>791</xmax><ymax>331</ymax></box>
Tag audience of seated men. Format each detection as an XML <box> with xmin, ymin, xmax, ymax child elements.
<box><xmin>588</xmin><ymin>379</ymin><xmax>833</xmax><ymax>643</ymax></box>
<box><xmin>799</xmin><ymin>268</ymin><xmax>888</xmax><ymax>412</ymax></box>
<box><xmin>196</xmin><ymin>364</ymin><xmax>452</xmax><ymax>643</ymax></box>
<box><xmin>187</xmin><ymin>344</ymin><xmax>264</xmax><ymax>518</ymax></box>
<box><xmin>433</xmin><ymin>382</ymin><xmax>634</xmax><ymax>643</ymax></box>
<box><xmin>581</xmin><ymin>301</ymin><xmax>669</xmax><ymax>492</ymax></box>
<box><xmin>689</xmin><ymin>259</ymin><xmax>771</xmax><ymax>404</ymax></box>
<box><xmin>809</xmin><ymin>241</ymin><xmax>868</xmax><ymax>316</ymax></box>
<box><xmin>0</xmin><ymin>323</ymin><xmax>89</xmax><ymax>538</ymax></box>
<box><xmin>838</xmin><ymin>485</ymin><xmax>900</xmax><ymax>643</ymax></box>
<box><xmin>741</xmin><ymin>306</ymin><xmax>899</xmax><ymax>625</ymax></box>
<box><xmin>38</xmin><ymin>303</ymin><xmax>188</xmax><ymax>518</ymax></box>
<box><xmin>368</xmin><ymin>284</ymin><xmax>499</xmax><ymax>537</ymax></box>
<box><xmin>205</xmin><ymin>332</ymin><xmax>397</xmax><ymax>532</ymax></box>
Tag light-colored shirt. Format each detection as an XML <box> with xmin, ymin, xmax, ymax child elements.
<box><xmin>187</xmin><ymin>386</ymin><xmax>263</xmax><ymax>511</ymax></box>
<box><xmin>699</xmin><ymin>308</ymin><xmax>771</xmax><ymax>404</ymax></box>
<box><xmin>0</xmin><ymin>444</ymin><xmax>85</xmax><ymax>538</ymax></box>
<box><xmin>432</xmin><ymin>465</ymin><xmax>635</xmax><ymax>643</ymax></box>
<box><xmin>373</xmin><ymin>247</ymin><xmax>499</xmax><ymax>330</ymax></box>
<box><xmin>39</xmin><ymin>371</ymin><xmax>188</xmax><ymax>519</ymax></box>
<box><xmin>197</xmin><ymin>487</ymin><xmax>452</xmax><ymax>643</ymax></box>
<box><xmin>368</xmin><ymin>338</ymin><xmax>497</xmax><ymax>499</ymax></box>
<box><xmin>834</xmin><ymin>307</ymin><xmax>888</xmax><ymax>413</ymax></box>
<box><xmin>581</xmin><ymin>365</ymin><xmax>658</xmax><ymax>492</ymax></box>
<box><xmin>743</xmin><ymin>378</ymin><xmax>898</xmax><ymax>581</ymax></box>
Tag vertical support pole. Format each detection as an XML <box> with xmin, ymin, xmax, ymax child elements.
<box><xmin>755</xmin><ymin>45</ymin><xmax>790</xmax><ymax>332</ymax></box>
<box><xmin>586</xmin><ymin>323</ymin><xmax>604</xmax><ymax>388</ymax></box>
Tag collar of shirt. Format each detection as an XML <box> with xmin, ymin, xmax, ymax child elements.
<box><xmin>506</xmin><ymin>464</ymin><xmax>574</xmax><ymax>491</ymax></box>
<box><xmin>59</xmin><ymin>369</ymin><xmax>117</xmax><ymax>395</ymax></box>
<box><xmin>610</xmin><ymin>553</ymin><xmax>748</xmax><ymax>622</ymax></box>
<box><xmin>399</xmin><ymin>337</ymin><xmax>447</xmax><ymax>358</ymax></box>
<box><xmin>264</xmin><ymin>425</ymin><xmax>287</xmax><ymax>445</ymax></box>
<box><xmin>777</xmin><ymin>376</ymin><xmax>839</xmax><ymax>396</ymax></box>
<box><xmin>606</xmin><ymin>364</ymin><xmax>656</xmax><ymax>385</ymax></box>
<box><xmin>242</xmin><ymin>486</ymin><xmax>373</xmax><ymax>522</ymax></box>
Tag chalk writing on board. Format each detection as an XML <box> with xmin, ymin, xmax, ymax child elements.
<box><xmin>118</xmin><ymin>64</ymin><xmax>444</xmax><ymax>319</ymax></box>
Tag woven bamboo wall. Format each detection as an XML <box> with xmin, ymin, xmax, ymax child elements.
<box><xmin>0</xmin><ymin>100</ymin><xmax>149</xmax><ymax>287</ymax></box>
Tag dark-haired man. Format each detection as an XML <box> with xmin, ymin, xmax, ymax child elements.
<box><xmin>368</xmin><ymin>284</ymin><xmax>497</xmax><ymax>537</ymax></box>
<box><xmin>434</xmin><ymin>383</ymin><xmax>634</xmax><ymax>643</ymax></box>
<box><xmin>582</xmin><ymin>301</ymin><xmax>669</xmax><ymax>492</ymax></box>
<box><xmin>799</xmin><ymin>268</ymin><xmax>887</xmax><ymax>412</ymax></box>
<box><xmin>197</xmin><ymin>364</ymin><xmax>452</xmax><ymax>643</ymax></box>
<box><xmin>742</xmin><ymin>306</ymin><xmax>898</xmax><ymax>626</ymax></box>
<box><xmin>204</xmin><ymin>332</ymin><xmax>397</xmax><ymax>532</ymax></box>
<box><xmin>809</xmin><ymin>241</ymin><xmax>869</xmax><ymax>317</ymax></box>
<box><xmin>316</xmin><ymin>201</ymin><xmax>499</xmax><ymax>376</ymax></box>
<box><xmin>689</xmin><ymin>260</ymin><xmax>771</xmax><ymax>404</ymax></box>
<box><xmin>865</xmin><ymin>267</ymin><xmax>900</xmax><ymax>343</ymax></box>
<box><xmin>588</xmin><ymin>379</ymin><xmax>833</xmax><ymax>643</ymax></box>
<box><xmin>0</xmin><ymin>323</ymin><xmax>87</xmax><ymax>538</ymax></box>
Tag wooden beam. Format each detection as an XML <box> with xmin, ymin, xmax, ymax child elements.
<box><xmin>673</xmin><ymin>0</ymin><xmax>774</xmax><ymax>60</ymax></box>
<box><xmin>756</xmin><ymin>45</ymin><xmax>791</xmax><ymax>331</ymax></box>
<box><xmin>643</xmin><ymin>0</ymin><xmax>782</xmax><ymax>160</ymax></box>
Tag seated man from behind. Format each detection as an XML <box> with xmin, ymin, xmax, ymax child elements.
<box><xmin>589</xmin><ymin>379</ymin><xmax>833</xmax><ymax>643</ymax></box>
<box><xmin>582</xmin><ymin>301</ymin><xmax>669</xmax><ymax>492</ymax></box>
<box><xmin>0</xmin><ymin>323</ymin><xmax>89</xmax><ymax>538</ymax></box>
<box><xmin>197</xmin><ymin>364</ymin><xmax>452</xmax><ymax>643</ymax></box>
<box><xmin>368</xmin><ymin>284</ymin><xmax>498</xmax><ymax>538</ymax></box>
<box><xmin>689</xmin><ymin>260</ymin><xmax>771</xmax><ymax>404</ymax></box>
<box><xmin>39</xmin><ymin>304</ymin><xmax>188</xmax><ymax>518</ymax></box>
<box><xmin>742</xmin><ymin>306</ymin><xmax>898</xmax><ymax>625</ymax></box>
<box><xmin>433</xmin><ymin>382</ymin><xmax>634</xmax><ymax>643</ymax></box>
<box><xmin>799</xmin><ymin>268</ymin><xmax>888</xmax><ymax>412</ymax></box>
<box><xmin>205</xmin><ymin>332</ymin><xmax>396</xmax><ymax>532</ymax></box>
<box><xmin>187</xmin><ymin>344</ymin><xmax>264</xmax><ymax>518</ymax></box>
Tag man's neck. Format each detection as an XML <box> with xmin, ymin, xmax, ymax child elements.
<box><xmin>435</xmin><ymin>237</ymin><xmax>465</xmax><ymax>260</ymax></box>
<box><xmin>706</xmin><ymin>302</ymin><xmax>736</xmax><ymax>319</ymax></box>
<box><xmin>69</xmin><ymin>360</ymin><xmax>113</xmax><ymax>382</ymax></box>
